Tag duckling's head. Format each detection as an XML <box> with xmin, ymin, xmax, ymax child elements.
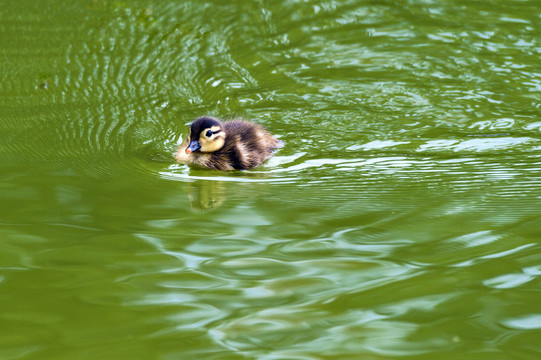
<box><xmin>185</xmin><ymin>116</ymin><xmax>226</xmax><ymax>154</ymax></box>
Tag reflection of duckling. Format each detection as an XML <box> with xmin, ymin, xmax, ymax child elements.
<box><xmin>187</xmin><ymin>180</ymin><xmax>225</xmax><ymax>212</ymax></box>
<box><xmin>175</xmin><ymin>116</ymin><xmax>280</xmax><ymax>170</ymax></box>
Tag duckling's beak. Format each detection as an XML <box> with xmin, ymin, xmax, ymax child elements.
<box><xmin>185</xmin><ymin>140</ymin><xmax>201</xmax><ymax>154</ymax></box>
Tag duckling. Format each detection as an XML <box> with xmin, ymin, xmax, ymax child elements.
<box><xmin>175</xmin><ymin>116</ymin><xmax>280</xmax><ymax>171</ymax></box>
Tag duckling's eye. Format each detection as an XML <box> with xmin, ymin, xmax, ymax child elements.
<box><xmin>205</xmin><ymin>130</ymin><xmax>213</xmax><ymax>138</ymax></box>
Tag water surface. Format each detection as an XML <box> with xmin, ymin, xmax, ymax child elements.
<box><xmin>1</xmin><ymin>0</ymin><xmax>541</xmax><ymax>359</ymax></box>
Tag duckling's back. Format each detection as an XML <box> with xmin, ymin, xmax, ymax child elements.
<box><xmin>221</xmin><ymin>120</ymin><xmax>279</xmax><ymax>170</ymax></box>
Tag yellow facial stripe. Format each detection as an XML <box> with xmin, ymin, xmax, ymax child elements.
<box><xmin>198</xmin><ymin>125</ymin><xmax>226</xmax><ymax>152</ymax></box>
<box><xmin>200</xmin><ymin>126</ymin><xmax>223</xmax><ymax>140</ymax></box>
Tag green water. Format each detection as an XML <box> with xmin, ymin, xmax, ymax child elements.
<box><xmin>1</xmin><ymin>0</ymin><xmax>541</xmax><ymax>359</ymax></box>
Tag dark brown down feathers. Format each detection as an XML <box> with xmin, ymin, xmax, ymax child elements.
<box><xmin>175</xmin><ymin>117</ymin><xmax>279</xmax><ymax>171</ymax></box>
